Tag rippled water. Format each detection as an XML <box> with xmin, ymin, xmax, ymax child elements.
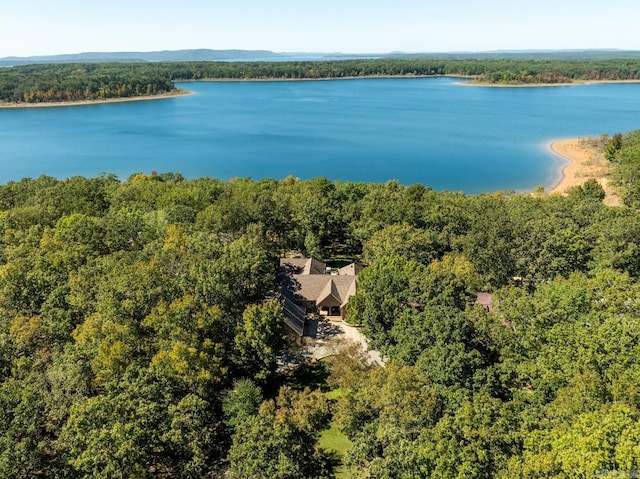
<box><xmin>1</xmin><ymin>77</ymin><xmax>639</xmax><ymax>193</ymax></box>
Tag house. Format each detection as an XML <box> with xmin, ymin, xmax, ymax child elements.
<box><xmin>279</xmin><ymin>257</ymin><xmax>363</xmax><ymax>337</ymax></box>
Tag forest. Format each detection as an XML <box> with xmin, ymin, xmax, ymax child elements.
<box><xmin>0</xmin><ymin>63</ymin><xmax>177</xmax><ymax>103</ymax></box>
<box><xmin>0</xmin><ymin>131</ymin><xmax>639</xmax><ymax>478</ymax></box>
<box><xmin>2</xmin><ymin>57</ymin><xmax>640</xmax><ymax>103</ymax></box>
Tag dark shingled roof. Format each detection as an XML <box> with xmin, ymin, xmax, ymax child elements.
<box><xmin>280</xmin><ymin>295</ymin><xmax>306</xmax><ymax>336</ymax></box>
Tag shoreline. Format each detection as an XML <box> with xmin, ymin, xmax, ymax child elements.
<box><xmin>178</xmin><ymin>75</ymin><xmax>640</xmax><ymax>87</ymax></box>
<box><xmin>1</xmin><ymin>76</ymin><xmax>638</xmax><ymax>109</ymax></box>
<box><xmin>0</xmin><ymin>89</ymin><xmax>193</xmax><ymax>109</ymax></box>
<box><xmin>175</xmin><ymin>74</ymin><xmax>455</xmax><ymax>83</ymax></box>
<box><xmin>174</xmin><ymin>73</ymin><xmax>640</xmax><ymax>88</ymax></box>
<box><xmin>458</xmin><ymin>79</ymin><xmax>640</xmax><ymax>88</ymax></box>
<box><xmin>549</xmin><ymin>139</ymin><xmax>580</xmax><ymax>194</ymax></box>
<box><xmin>548</xmin><ymin>138</ymin><xmax>621</xmax><ymax>206</ymax></box>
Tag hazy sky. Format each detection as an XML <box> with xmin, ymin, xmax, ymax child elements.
<box><xmin>2</xmin><ymin>0</ymin><xmax>639</xmax><ymax>57</ymax></box>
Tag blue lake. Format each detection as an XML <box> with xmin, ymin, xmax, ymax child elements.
<box><xmin>1</xmin><ymin>77</ymin><xmax>639</xmax><ymax>193</ymax></box>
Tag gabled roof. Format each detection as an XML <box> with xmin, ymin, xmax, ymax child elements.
<box><xmin>317</xmin><ymin>278</ymin><xmax>341</xmax><ymax>306</ymax></box>
<box><xmin>343</xmin><ymin>279</ymin><xmax>358</xmax><ymax>305</ymax></box>
<box><xmin>305</xmin><ymin>258</ymin><xmax>327</xmax><ymax>275</ymax></box>
<box><xmin>291</xmin><ymin>274</ymin><xmax>358</xmax><ymax>308</ymax></box>
<box><xmin>337</xmin><ymin>263</ymin><xmax>364</xmax><ymax>276</ymax></box>
<box><xmin>279</xmin><ymin>257</ymin><xmax>327</xmax><ymax>275</ymax></box>
<box><xmin>279</xmin><ymin>257</ymin><xmax>361</xmax><ymax>312</ymax></box>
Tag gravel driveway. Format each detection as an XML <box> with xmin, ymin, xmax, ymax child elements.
<box><xmin>305</xmin><ymin>317</ymin><xmax>384</xmax><ymax>366</ymax></box>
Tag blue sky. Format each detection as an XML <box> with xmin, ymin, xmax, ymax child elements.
<box><xmin>2</xmin><ymin>0</ymin><xmax>639</xmax><ymax>57</ymax></box>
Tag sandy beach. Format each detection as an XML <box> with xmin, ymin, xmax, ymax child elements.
<box><xmin>0</xmin><ymin>89</ymin><xmax>192</xmax><ymax>109</ymax></box>
<box><xmin>549</xmin><ymin>138</ymin><xmax>621</xmax><ymax>206</ymax></box>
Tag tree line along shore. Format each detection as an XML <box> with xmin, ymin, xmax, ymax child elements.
<box><xmin>2</xmin><ymin>57</ymin><xmax>640</xmax><ymax>104</ymax></box>
<box><xmin>0</xmin><ymin>130</ymin><xmax>639</xmax><ymax>477</ymax></box>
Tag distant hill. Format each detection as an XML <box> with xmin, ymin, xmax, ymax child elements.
<box><xmin>385</xmin><ymin>49</ymin><xmax>640</xmax><ymax>61</ymax></box>
<box><xmin>0</xmin><ymin>49</ymin><xmax>285</xmax><ymax>66</ymax></box>
<box><xmin>2</xmin><ymin>48</ymin><xmax>640</xmax><ymax>67</ymax></box>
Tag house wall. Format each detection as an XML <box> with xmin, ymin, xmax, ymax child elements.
<box><xmin>317</xmin><ymin>297</ymin><xmax>342</xmax><ymax>317</ymax></box>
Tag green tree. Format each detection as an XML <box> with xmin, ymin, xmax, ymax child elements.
<box><xmin>228</xmin><ymin>387</ymin><xmax>334</xmax><ymax>479</ymax></box>
<box><xmin>567</xmin><ymin>178</ymin><xmax>606</xmax><ymax>202</ymax></box>
<box><xmin>605</xmin><ymin>132</ymin><xmax>623</xmax><ymax>160</ymax></box>
<box><xmin>164</xmin><ymin>394</ymin><xmax>227</xmax><ymax>478</ymax></box>
<box><xmin>516</xmin><ymin>403</ymin><xmax>640</xmax><ymax>478</ymax></box>
<box><xmin>223</xmin><ymin>378</ymin><xmax>263</xmax><ymax>429</ymax></box>
<box><xmin>143</xmin><ymin>295</ymin><xmax>229</xmax><ymax>396</ymax></box>
<box><xmin>347</xmin><ymin>256</ymin><xmax>423</xmax><ymax>350</ymax></box>
<box><xmin>462</xmin><ymin>195</ymin><xmax>516</xmax><ymax>287</ymax></box>
<box><xmin>233</xmin><ymin>300</ymin><xmax>287</xmax><ymax>382</ymax></box>
<box><xmin>363</xmin><ymin>223</ymin><xmax>440</xmax><ymax>265</ymax></box>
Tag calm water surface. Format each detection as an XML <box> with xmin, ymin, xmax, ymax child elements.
<box><xmin>1</xmin><ymin>77</ymin><xmax>639</xmax><ymax>193</ymax></box>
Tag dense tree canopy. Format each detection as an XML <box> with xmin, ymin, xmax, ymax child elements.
<box><xmin>3</xmin><ymin>57</ymin><xmax>640</xmax><ymax>103</ymax></box>
<box><xmin>609</xmin><ymin>130</ymin><xmax>640</xmax><ymax>208</ymax></box>
<box><xmin>0</xmin><ymin>130</ymin><xmax>639</xmax><ymax>477</ymax></box>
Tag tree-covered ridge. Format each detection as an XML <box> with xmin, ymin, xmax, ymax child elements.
<box><xmin>3</xmin><ymin>58</ymin><xmax>640</xmax><ymax>103</ymax></box>
<box><xmin>0</xmin><ymin>133</ymin><xmax>639</xmax><ymax>477</ymax></box>
<box><xmin>0</xmin><ymin>63</ymin><xmax>176</xmax><ymax>103</ymax></box>
<box><xmin>161</xmin><ymin>58</ymin><xmax>640</xmax><ymax>84</ymax></box>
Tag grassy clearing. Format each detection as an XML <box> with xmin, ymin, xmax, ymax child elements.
<box><xmin>321</xmin><ymin>388</ymin><xmax>353</xmax><ymax>478</ymax></box>
<box><xmin>320</xmin><ymin>427</ymin><xmax>353</xmax><ymax>455</ymax></box>
<box><xmin>320</xmin><ymin>426</ymin><xmax>353</xmax><ymax>479</ymax></box>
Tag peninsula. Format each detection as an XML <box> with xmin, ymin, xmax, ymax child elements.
<box><xmin>0</xmin><ymin>89</ymin><xmax>190</xmax><ymax>109</ymax></box>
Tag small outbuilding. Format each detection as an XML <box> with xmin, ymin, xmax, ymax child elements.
<box><xmin>475</xmin><ymin>292</ymin><xmax>493</xmax><ymax>311</ymax></box>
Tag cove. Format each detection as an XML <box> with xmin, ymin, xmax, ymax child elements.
<box><xmin>1</xmin><ymin>77</ymin><xmax>639</xmax><ymax>194</ymax></box>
